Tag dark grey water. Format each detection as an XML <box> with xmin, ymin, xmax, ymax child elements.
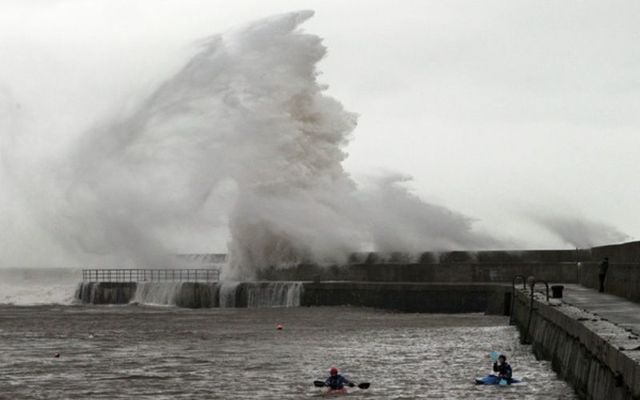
<box><xmin>0</xmin><ymin>306</ymin><xmax>577</xmax><ymax>399</ymax></box>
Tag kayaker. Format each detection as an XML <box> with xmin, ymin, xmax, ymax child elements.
<box><xmin>325</xmin><ymin>367</ymin><xmax>355</xmax><ymax>390</ymax></box>
<box><xmin>493</xmin><ymin>354</ymin><xmax>513</xmax><ymax>383</ymax></box>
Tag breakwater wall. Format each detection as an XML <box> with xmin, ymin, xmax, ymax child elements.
<box><xmin>512</xmin><ymin>290</ymin><xmax>640</xmax><ymax>400</ymax></box>
<box><xmin>302</xmin><ymin>282</ymin><xmax>510</xmax><ymax>314</ymax></box>
<box><xmin>76</xmin><ymin>281</ymin><xmax>303</xmax><ymax>308</ymax></box>
<box><xmin>577</xmin><ymin>240</ymin><xmax>640</xmax><ymax>302</ymax></box>
<box><xmin>76</xmin><ymin>281</ymin><xmax>510</xmax><ymax>314</ymax></box>
<box><xmin>591</xmin><ymin>241</ymin><xmax>640</xmax><ymax>263</ymax></box>
<box><xmin>258</xmin><ymin>262</ymin><xmax>579</xmax><ymax>283</ymax></box>
<box><xmin>579</xmin><ymin>262</ymin><xmax>640</xmax><ymax>303</ymax></box>
<box><xmin>258</xmin><ymin>240</ymin><xmax>640</xmax><ymax>304</ymax></box>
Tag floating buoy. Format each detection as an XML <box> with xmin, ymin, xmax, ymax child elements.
<box><xmin>54</xmin><ymin>353</ymin><xmax>60</xmax><ymax>358</ymax></box>
<box><xmin>276</xmin><ymin>324</ymin><xmax>284</xmax><ymax>330</ymax></box>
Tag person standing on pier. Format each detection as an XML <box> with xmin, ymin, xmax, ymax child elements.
<box><xmin>598</xmin><ymin>257</ymin><xmax>609</xmax><ymax>293</ymax></box>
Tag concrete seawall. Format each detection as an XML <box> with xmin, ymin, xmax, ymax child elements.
<box><xmin>76</xmin><ymin>282</ymin><xmax>220</xmax><ymax>307</ymax></box>
<box><xmin>591</xmin><ymin>241</ymin><xmax>640</xmax><ymax>264</ymax></box>
<box><xmin>579</xmin><ymin>262</ymin><xmax>640</xmax><ymax>303</ymax></box>
<box><xmin>258</xmin><ymin>262</ymin><xmax>579</xmax><ymax>283</ymax></box>
<box><xmin>512</xmin><ymin>289</ymin><xmax>640</xmax><ymax>400</ymax></box>
<box><xmin>76</xmin><ymin>282</ymin><xmax>137</xmax><ymax>304</ymax></box>
<box><xmin>76</xmin><ymin>281</ymin><xmax>511</xmax><ymax>314</ymax></box>
<box><xmin>302</xmin><ymin>282</ymin><xmax>510</xmax><ymax>314</ymax></box>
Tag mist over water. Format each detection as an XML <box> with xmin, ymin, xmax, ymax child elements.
<box><xmin>0</xmin><ymin>11</ymin><xmax>630</xmax><ymax>278</ymax></box>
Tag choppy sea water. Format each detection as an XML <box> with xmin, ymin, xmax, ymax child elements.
<box><xmin>0</xmin><ymin>306</ymin><xmax>576</xmax><ymax>399</ymax></box>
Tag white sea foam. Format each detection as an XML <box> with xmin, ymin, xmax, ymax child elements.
<box><xmin>0</xmin><ymin>268</ymin><xmax>79</xmax><ymax>305</ymax></box>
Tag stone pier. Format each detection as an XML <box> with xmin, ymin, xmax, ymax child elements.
<box><xmin>512</xmin><ymin>285</ymin><xmax>640</xmax><ymax>400</ymax></box>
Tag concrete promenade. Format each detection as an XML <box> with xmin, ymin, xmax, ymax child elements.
<box><xmin>513</xmin><ymin>283</ymin><xmax>640</xmax><ymax>399</ymax></box>
<box><xmin>563</xmin><ymin>284</ymin><xmax>640</xmax><ymax>337</ymax></box>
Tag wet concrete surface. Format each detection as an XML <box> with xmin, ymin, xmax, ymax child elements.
<box><xmin>562</xmin><ymin>284</ymin><xmax>640</xmax><ymax>336</ymax></box>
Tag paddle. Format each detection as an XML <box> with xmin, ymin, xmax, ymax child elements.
<box><xmin>313</xmin><ymin>380</ymin><xmax>370</xmax><ymax>389</ymax></box>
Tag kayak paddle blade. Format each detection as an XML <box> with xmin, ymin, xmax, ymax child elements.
<box><xmin>489</xmin><ymin>351</ymin><xmax>499</xmax><ymax>361</ymax></box>
<box><xmin>499</xmin><ymin>379</ymin><xmax>508</xmax><ymax>386</ymax></box>
<box><xmin>313</xmin><ymin>380</ymin><xmax>325</xmax><ymax>387</ymax></box>
<box><xmin>358</xmin><ymin>382</ymin><xmax>370</xmax><ymax>389</ymax></box>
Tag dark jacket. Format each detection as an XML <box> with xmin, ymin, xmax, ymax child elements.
<box><xmin>599</xmin><ymin>259</ymin><xmax>609</xmax><ymax>275</ymax></box>
<box><xmin>493</xmin><ymin>362</ymin><xmax>512</xmax><ymax>380</ymax></box>
<box><xmin>325</xmin><ymin>374</ymin><xmax>352</xmax><ymax>390</ymax></box>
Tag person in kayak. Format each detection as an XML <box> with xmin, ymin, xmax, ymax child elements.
<box><xmin>493</xmin><ymin>354</ymin><xmax>513</xmax><ymax>383</ymax></box>
<box><xmin>325</xmin><ymin>367</ymin><xmax>355</xmax><ymax>390</ymax></box>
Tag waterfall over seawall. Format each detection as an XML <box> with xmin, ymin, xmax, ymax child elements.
<box><xmin>75</xmin><ymin>282</ymin><xmax>137</xmax><ymax>304</ymax></box>
<box><xmin>218</xmin><ymin>281</ymin><xmax>240</xmax><ymax>307</ymax></box>
<box><xmin>132</xmin><ymin>282</ymin><xmax>184</xmax><ymax>305</ymax></box>
<box><xmin>218</xmin><ymin>281</ymin><xmax>304</xmax><ymax>308</ymax></box>
<box><xmin>75</xmin><ymin>281</ymin><xmax>303</xmax><ymax>308</ymax></box>
<box><xmin>245</xmin><ymin>282</ymin><xmax>303</xmax><ymax>307</ymax></box>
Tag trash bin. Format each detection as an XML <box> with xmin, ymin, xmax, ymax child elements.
<box><xmin>551</xmin><ymin>285</ymin><xmax>564</xmax><ymax>299</ymax></box>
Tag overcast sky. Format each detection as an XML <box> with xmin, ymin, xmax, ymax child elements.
<box><xmin>1</xmin><ymin>0</ymin><xmax>638</xmax><ymax>254</ymax></box>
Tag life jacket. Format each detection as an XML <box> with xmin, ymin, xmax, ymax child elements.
<box><xmin>493</xmin><ymin>362</ymin><xmax>512</xmax><ymax>379</ymax></box>
<box><xmin>325</xmin><ymin>374</ymin><xmax>348</xmax><ymax>389</ymax></box>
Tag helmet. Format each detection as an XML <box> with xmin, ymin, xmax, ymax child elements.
<box><xmin>330</xmin><ymin>367</ymin><xmax>338</xmax><ymax>376</ymax></box>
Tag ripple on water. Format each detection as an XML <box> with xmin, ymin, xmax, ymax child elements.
<box><xmin>0</xmin><ymin>306</ymin><xmax>577</xmax><ymax>399</ymax></box>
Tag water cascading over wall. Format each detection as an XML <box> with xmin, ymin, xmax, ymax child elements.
<box><xmin>75</xmin><ymin>281</ymin><xmax>304</xmax><ymax>308</ymax></box>
<box><xmin>218</xmin><ymin>281</ymin><xmax>241</xmax><ymax>307</ymax></box>
<box><xmin>131</xmin><ymin>282</ymin><xmax>185</xmax><ymax>306</ymax></box>
<box><xmin>245</xmin><ymin>282</ymin><xmax>303</xmax><ymax>307</ymax></box>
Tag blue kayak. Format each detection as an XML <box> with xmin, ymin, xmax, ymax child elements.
<box><xmin>475</xmin><ymin>375</ymin><xmax>521</xmax><ymax>385</ymax></box>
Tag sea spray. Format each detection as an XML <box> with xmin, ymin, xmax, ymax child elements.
<box><xmin>0</xmin><ymin>268</ymin><xmax>79</xmax><ymax>305</ymax></box>
<box><xmin>1</xmin><ymin>11</ymin><xmax>500</xmax><ymax>278</ymax></box>
<box><xmin>527</xmin><ymin>213</ymin><xmax>629</xmax><ymax>248</ymax></box>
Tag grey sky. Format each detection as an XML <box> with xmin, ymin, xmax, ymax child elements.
<box><xmin>1</xmin><ymin>0</ymin><xmax>638</xmax><ymax>256</ymax></box>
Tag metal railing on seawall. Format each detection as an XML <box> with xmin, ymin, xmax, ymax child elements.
<box><xmin>82</xmin><ymin>269</ymin><xmax>220</xmax><ymax>283</ymax></box>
